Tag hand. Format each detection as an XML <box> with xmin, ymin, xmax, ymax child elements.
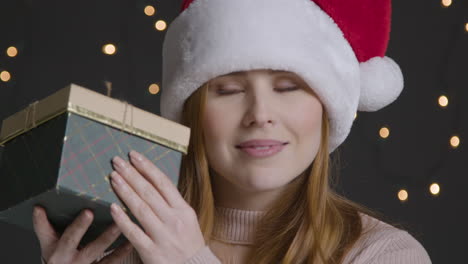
<box><xmin>109</xmin><ymin>150</ymin><xmax>205</xmax><ymax>264</ymax></box>
<box><xmin>32</xmin><ymin>206</ymin><xmax>134</xmax><ymax>264</ymax></box>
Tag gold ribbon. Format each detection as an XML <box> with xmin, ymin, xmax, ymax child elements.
<box><xmin>24</xmin><ymin>101</ymin><xmax>39</xmax><ymax>131</ymax></box>
<box><xmin>0</xmin><ymin>94</ymin><xmax>188</xmax><ymax>154</ymax></box>
<box><xmin>121</xmin><ymin>100</ymin><xmax>134</xmax><ymax>134</ymax></box>
<box><xmin>67</xmin><ymin>103</ymin><xmax>187</xmax><ymax>154</ymax></box>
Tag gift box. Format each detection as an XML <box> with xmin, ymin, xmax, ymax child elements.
<box><xmin>0</xmin><ymin>83</ymin><xmax>190</xmax><ymax>251</ymax></box>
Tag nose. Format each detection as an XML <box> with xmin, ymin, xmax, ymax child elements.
<box><xmin>242</xmin><ymin>95</ymin><xmax>274</xmax><ymax>128</ymax></box>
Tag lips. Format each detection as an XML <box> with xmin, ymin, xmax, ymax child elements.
<box><xmin>237</xmin><ymin>141</ymin><xmax>288</xmax><ymax>158</ymax></box>
<box><xmin>236</xmin><ymin>139</ymin><xmax>288</xmax><ymax>148</ymax></box>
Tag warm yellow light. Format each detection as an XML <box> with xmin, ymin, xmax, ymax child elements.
<box><xmin>0</xmin><ymin>71</ymin><xmax>11</xmax><ymax>82</ymax></box>
<box><xmin>155</xmin><ymin>20</ymin><xmax>167</xmax><ymax>31</ymax></box>
<box><xmin>379</xmin><ymin>127</ymin><xmax>390</xmax><ymax>139</ymax></box>
<box><xmin>144</xmin><ymin>5</ymin><xmax>156</xmax><ymax>16</ymax></box>
<box><xmin>438</xmin><ymin>95</ymin><xmax>449</xmax><ymax>107</ymax></box>
<box><xmin>430</xmin><ymin>183</ymin><xmax>440</xmax><ymax>195</ymax></box>
<box><xmin>354</xmin><ymin>112</ymin><xmax>357</xmax><ymax>120</ymax></box>
<box><xmin>102</xmin><ymin>44</ymin><xmax>117</xmax><ymax>55</ymax></box>
<box><xmin>441</xmin><ymin>0</ymin><xmax>452</xmax><ymax>7</ymax></box>
<box><xmin>398</xmin><ymin>189</ymin><xmax>408</xmax><ymax>202</ymax></box>
<box><xmin>6</xmin><ymin>46</ymin><xmax>18</xmax><ymax>57</ymax></box>
<box><xmin>465</xmin><ymin>23</ymin><xmax>468</xmax><ymax>32</ymax></box>
<box><xmin>148</xmin><ymin>83</ymin><xmax>160</xmax><ymax>95</ymax></box>
<box><xmin>450</xmin><ymin>135</ymin><xmax>460</xmax><ymax>148</ymax></box>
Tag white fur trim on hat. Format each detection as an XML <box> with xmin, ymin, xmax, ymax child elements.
<box><xmin>160</xmin><ymin>0</ymin><xmax>401</xmax><ymax>154</ymax></box>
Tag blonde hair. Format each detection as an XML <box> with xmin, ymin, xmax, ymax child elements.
<box><xmin>177</xmin><ymin>81</ymin><xmax>385</xmax><ymax>263</ymax></box>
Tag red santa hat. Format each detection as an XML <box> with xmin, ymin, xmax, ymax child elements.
<box><xmin>160</xmin><ymin>0</ymin><xmax>403</xmax><ymax>154</ymax></box>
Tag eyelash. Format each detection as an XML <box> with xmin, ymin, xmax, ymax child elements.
<box><xmin>217</xmin><ymin>87</ymin><xmax>299</xmax><ymax>95</ymax></box>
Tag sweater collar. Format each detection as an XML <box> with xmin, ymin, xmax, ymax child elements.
<box><xmin>211</xmin><ymin>206</ymin><xmax>267</xmax><ymax>245</ymax></box>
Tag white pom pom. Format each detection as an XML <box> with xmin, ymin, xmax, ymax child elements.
<box><xmin>358</xmin><ymin>56</ymin><xmax>404</xmax><ymax>112</ymax></box>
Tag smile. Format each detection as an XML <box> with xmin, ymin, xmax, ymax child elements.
<box><xmin>237</xmin><ymin>144</ymin><xmax>287</xmax><ymax>158</ymax></box>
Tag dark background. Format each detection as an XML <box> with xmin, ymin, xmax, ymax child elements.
<box><xmin>1</xmin><ymin>0</ymin><xmax>467</xmax><ymax>263</ymax></box>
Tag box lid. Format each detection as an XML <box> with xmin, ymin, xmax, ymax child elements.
<box><xmin>0</xmin><ymin>83</ymin><xmax>190</xmax><ymax>154</ymax></box>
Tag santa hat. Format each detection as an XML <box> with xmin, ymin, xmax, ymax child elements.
<box><xmin>160</xmin><ymin>0</ymin><xmax>403</xmax><ymax>154</ymax></box>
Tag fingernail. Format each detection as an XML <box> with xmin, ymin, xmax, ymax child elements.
<box><xmin>111</xmin><ymin>203</ymin><xmax>122</xmax><ymax>215</ymax></box>
<box><xmin>129</xmin><ymin>150</ymin><xmax>143</xmax><ymax>162</ymax></box>
<box><xmin>112</xmin><ymin>156</ymin><xmax>127</xmax><ymax>169</ymax></box>
<box><xmin>33</xmin><ymin>206</ymin><xmax>40</xmax><ymax>216</ymax></box>
<box><xmin>82</xmin><ymin>209</ymin><xmax>92</xmax><ymax>219</ymax></box>
<box><xmin>111</xmin><ymin>171</ymin><xmax>124</xmax><ymax>185</ymax></box>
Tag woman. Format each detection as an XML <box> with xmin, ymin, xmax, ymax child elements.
<box><xmin>33</xmin><ymin>0</ymin><xmax>432</xmax><ymax>263</ymax></box>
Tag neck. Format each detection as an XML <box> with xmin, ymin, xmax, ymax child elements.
<box><xmin>211</xmin><ymin>171</ymin><xmax>284</xmax><ymax>211</ymax></box>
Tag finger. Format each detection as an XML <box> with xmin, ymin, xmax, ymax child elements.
<box><xmin>110</xmin><ymin>171</ymin><xmax>165</xmax><ymax>239</ymax></box>
<box><xmin>32</xmin><ymin>206</ymin><xmax>60</xmax><ymax>256</ymax></box>
<box><xmin>98</xmin><ymin>241</ymin><xmax>134</xmax><ymax>264</ymax></box>
<box><xmin>54</xmin><ymin>209</ymin><xmax>94</xmax><ymax>259</ymax></box>
<box><xmin>129</xmin><ymin>150</ymin><xmax>187</xmax><ymax>209</ymax></box>
<box><xmin>112</xmin><ymin>156</ymin><xmax>172</xmax><ymax>223</ymax></box>
<box><xmin>110</xmin><ymin>203</ymin><xmax>154</xmax><ymax>253</ymax></box>
<box><xmin>75</xmin><ymin>223</ymin><xmax>122</xmax><ymax>263</ymax></box>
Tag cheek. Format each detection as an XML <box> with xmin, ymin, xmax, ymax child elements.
<box><xmin>203</xmin><ymin>104</ymin><xmax>230</xmax><ymax>142</ymax></box>
<box><xmin>289</xmin><ymin>98</ymin><xmax>323</xmax><ymax>158</ymax></box>
<box><xmin>202</xmin><ymin>102</ymin><xmax>238</xmax><ymax>163</ymax></box>
<box><xmin>289</xmin><ymin>98</ymin><xmax>322</xmax><ymax>133</ymax></box>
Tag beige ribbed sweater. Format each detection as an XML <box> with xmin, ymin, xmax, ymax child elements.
<box><xmin>41</xmin><ymin>206</ymin><xmax>432</xmax><ymax>263</ymax></box>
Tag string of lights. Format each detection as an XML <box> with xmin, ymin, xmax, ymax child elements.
<box><xmin>352</xmin><ymin>0</ymin><xmax>467</xmax><ymax>203</ymax></box>
<box><xmin>100</xmin><ymin>2</ymin><xmax>165</xmax><ymax>96</ymax></box>
<box><xmin>145</xmin><ymin>3</ymin><xmax>165</xmax><ymax>95</ymax></box>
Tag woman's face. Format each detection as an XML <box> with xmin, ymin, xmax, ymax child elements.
<box><xmin>202</xmin><ymin>69</ymin><xmax>323</xmax><ymax>194</ymax></box>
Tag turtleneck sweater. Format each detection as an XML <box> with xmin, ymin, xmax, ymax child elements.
<box><xmin>205</xmin><ymin>206</ymin><xmax>267</xmax><ymax>263</ymax></box>
<box><xmin>186</xmin><ymin>207</ymin><xmax>432</xmax><ymax>264</ymax></box>
<box><xmin>42</xmin><ymin>206</ymin><xmax>431</xmax><ymax>264</ymax></box>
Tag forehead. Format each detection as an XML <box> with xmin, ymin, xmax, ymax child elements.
<box><xmin>216</xmin><ymin>69</ymin><xmax>298</xmax><ymax>78</ymax></box>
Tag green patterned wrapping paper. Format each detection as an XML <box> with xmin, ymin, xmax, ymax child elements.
<box><xmin>0</xmin><ymin>111</ymin><xmax>185</xmax><ymax>251</ymax></box>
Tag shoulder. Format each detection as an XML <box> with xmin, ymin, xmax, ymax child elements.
<box><xmin>342</xmin><ymin>212</ymin><xmax>432</xmax><ymax>264</ymax></box>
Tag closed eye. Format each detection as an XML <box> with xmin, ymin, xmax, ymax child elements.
<box><xmin>276</xmin><ymin>87</ymin><xmax>299</xmax><ymax>92</ymax></box>
<box><xmin>217</xmin><ymin>90</ymin><xmax>242</xmax><ymax>95</ymax></box>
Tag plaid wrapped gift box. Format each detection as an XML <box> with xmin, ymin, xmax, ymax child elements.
<box><xmin>0</xmin><ymin>83</ymin><xmax>190</xmax><ymax>251</ymax></box>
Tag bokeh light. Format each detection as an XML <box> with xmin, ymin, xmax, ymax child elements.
<box><xmin>450</xmin><ymin>135</ymin><xmax>460</xmax><ymax>148</ymax></box>
<box><xmin>379</xmin><ymin>127</ymin><xmax>390</xmax><ymax>139</ymax></box>
<box><xmin>144</xmin><ymin>5</ymin><xmax>156</xmax><ymax>16</ymax></box>
<box><xmin>0</xmin><ymin>71</ymin><xmax>11</xmax><ymax>82</ymax></box>
<box><xmin>441</xmin><ymin>0</ymin><xmax>452</xmax><ymax>7</ymax></box>
<box><xmin>438</xmin><ymin>95</ymin><xmax>448</xmax><ymax>108</ymax></box>
<box><xmin>6</xmin><ymin>46</ymin><xmax>18</xmax><ymax>57</ymax></box>
<box><xmin>155</xmin><ymin>20</ymin><xmax>167</xmax><ymax>31</ymax></box>
<box><xmin>430</xmin><ymin>183</ymin><xmax>440</xmax><ymax>196</ymax></box>
<box><xmin>102</xmin><ymin>44</ymin><xmax>117</xmax><ymax>55</ymax></box>
<box><xmin>398</xmin><ymin>189</ymin><xmax>408</xmax><ymax>202</ymax></box>
<box><xmin>148</xmin><ymin>83</ymin><xmax>160</xmax><ymax>95</ymax></box>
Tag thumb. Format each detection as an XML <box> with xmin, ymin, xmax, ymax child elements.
<box><xmin>32</xmin><ymin>206</ymin><xmax>60</xmax><ymax>257</ymax></box>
